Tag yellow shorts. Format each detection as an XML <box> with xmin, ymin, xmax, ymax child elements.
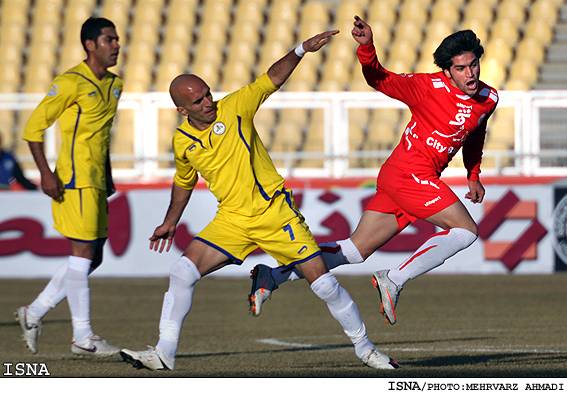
<box><xmin>52</xmin><ymin>187</ymin><xmax>108</xmax><ymax>241</ymax></box>
<box><xmin>195</xmin><ymin>189</ymin><xmax>321</xmax><ymax>266</ymax></box>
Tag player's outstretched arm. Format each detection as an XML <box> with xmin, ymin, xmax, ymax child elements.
<box><xmin>149</xmin><ymin>183</ymin><xmax>193</xmax><ymax>253</ymax></box>
<box><xmin>267</xmin><ymin>29</ymin><xmax>339</xmax><ymax>87</ymax></box>
<box><xmin>351</xmin><ymin>15</ymin><xmax>373</xmax><ymax>46</ymax></box>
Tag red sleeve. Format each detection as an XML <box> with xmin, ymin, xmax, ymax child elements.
<box><xmin>357</xmin><ymin>42</ymin><xmax>429</xmax><ymax>107</ymax></box>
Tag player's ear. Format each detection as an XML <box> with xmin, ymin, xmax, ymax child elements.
<box><xmin>176</xmin><ymin>107</ymin><xmax>189</xmax><ymax>117</ymax></box>
<box><xmin>443</xmin><ymin>68</ymin><xmax>452</xmax><ymax>80</ymax></box>
<box><xmin>85</xmin><ymin>39</ymin><xmax>97</xmax><ymax>53</ymax></box>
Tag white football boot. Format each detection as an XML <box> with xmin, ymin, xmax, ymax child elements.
<box><xmin>121</xmin><ymin>346</ymin><xmax>175</xmax><ymax>370</ymax></box>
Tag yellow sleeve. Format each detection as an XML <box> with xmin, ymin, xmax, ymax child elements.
<box><xmin>172</xmin><ymin>133</ymin><xmax>199</xmax><ymax>191</ymax></box>
<box><xmin>23</xmin><ymin>75</ymin><xmax>78</xmax><ymax>143</ymax></box>
<box><xmin>230</xmin><ymin>73</ymin><xmax>278</xmax><ymax>119</ymax></box>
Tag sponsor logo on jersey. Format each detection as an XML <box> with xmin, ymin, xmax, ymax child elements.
<box><xmin>212</xmin><ymin>122</ymin><xmax>226</xmax><ymax>135</ymax></box>
<box><xmin>47</xmin><ymin>84</ymin><xmax>59</xmax><ymax>97</ymax></box>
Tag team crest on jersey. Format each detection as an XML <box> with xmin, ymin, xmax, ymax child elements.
<box><xmin>113</xmin><ymin>88</ymin><xmax>121</xmax><ymax>100</ymax></box>
<box><xmin>47</xmin><ymin>84</ymin><xmax>59</xmax><ymax>97</ymax></box>
<box><xmin>212</xmin><ymin>122</ymin><xmax>226</xmax><ymax>135</ymax></box>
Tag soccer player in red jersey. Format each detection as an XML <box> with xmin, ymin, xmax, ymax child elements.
<box><xmin>249</xmin><ymin>16</ymin><xmax>498</xmax><ymax>326</ymax></box>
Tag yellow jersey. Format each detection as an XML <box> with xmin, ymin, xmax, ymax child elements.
<box><xmin>23</xmin><ymin>61</ymin><xmax>122</xmax><ymax>190</ymax></box>
<box><xmin>173</xmin><ymin>73</ymin><xmax>286</xmax><ymax>217</ymax></box>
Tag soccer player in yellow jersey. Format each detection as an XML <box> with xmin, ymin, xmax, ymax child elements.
<box><xmin>15</xmin><ymin>18</ymin><xmax>122</xmax><ymax>357</ymax></box>
<box><xmin>120</xmin><ymin>30</ymin><xmax>399</xmax><ymax>371</ymax></box>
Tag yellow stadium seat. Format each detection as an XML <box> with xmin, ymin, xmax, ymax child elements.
<box><xmin>129</xmin><ymin>23</ymin><xmax>160</xmax><ymax>48</ymax></box>
<box><xmin>131</xmin><ymin>0</ymin><xmax>164</xmax><ymax>26</ymax></box>
<box><xmin>334</xmin><ymin>1</ymin><xmax>366</xmax><ymax>25</ymax></box>
<box><xmin>349</xmin><ymin>107</ymin><xmax>372</xmax><ymax>129</ymax></box>
<box><xmin>321</xmin><ymin>59</ymin><xmax>350</xmax><ymax>83</ymax></box>
<box><xmin>481</xmin><ymin>58</ymin><xmax>506</xmax><ymax>89</ymax></box>
<box><xmin>192</xmin><ymin>40</ymin><xmax>224</xmax><ymax>65</ymax></box>
<box><xmin>398</xmin><ymin>0</ymin><xmax>429</xmax><ymax>25</ymax></box>
<box><xmin>100</xmin><ymin>0</ymin><xmax>130</xmax><ymax>29</ymax></box>
<box><xmin>268</xmin><ymin>0</ymin><xmax>299</xmax><ymax>25</ymax></box>
<box><xmin>197</xmin><ymin>21</ymin><xmax>229</xmax><ymax>46</ymax></box>
<box><xmin>63</xmin><ymin>0</ymin><xmax>95</xmax><ymax>26</ymax></box>
<box><xmin>0</xmin><ymin>22</ymin><xmax>27</xmax><ymax>48</ymax></box>
<box><xmin>33</xmin><ymin>0</ymin><xmax>63</xmax><ymax>24</ymax></box>
<box><xmin>508</xmin><ymin>59</ymin><xmax>539</xmax><ymax>87</ymax></box>
<box><xmin>325</xmin><ymin>41</ymin><xmax>357</xmax><ymax>65</ymax></box>
<box><xmin>388</xmin><ymin>39</ymin><xmax>419</xmax><ymax>66</ymax></box>
<box><xmin>415</xmin><ymin>57</ymin><xmax>438</xmax><ymax>73</ymax></box>
<box><xmin>160</xmin><ymin>41</ymin><xmax>190</xmax><ymax>65</ymax></box>
<box><xmin>226</xmin><ymin>40</ymin><xmax>257</xmax><ymax>66</ymax></box>
<box><xmin>273</xmin><ymin>121</ymin><xmax>304</xmax><ymax>152</ymax></box>
<box><xmin>0</xmin><ymin>43</ymin><xmax>23</xmax><ymax>66</ymax></box>
<box><xmin>318</xmin><ymin>79</ymin><xmax>346</xmax><ymax>92</ymax></box>
<box><xmin>128</xmin><ymin>42</ymin><xmax>156</xmax><ymax>67</ymax></box>
<box><xmin>221</xmin><ymin>62</ymin><xmax>253</xmax><ymax>91</ymax></box>
<box><xmin>233</xmin><ymin>0</ymin><xmax>265</xmax><ymax>25</ymax></box>
<box><xmin>495</xmin><ymin>0</ymin><xmax>526</xmax><ymax>24</ymax></box>
<box><xmin>29</xmin><ymin>23</ymin><xmax>59</xmax><ymax>46</ymax></box>
<box><xmin>530</xmin><ymin>0</ymin><xmax>559</xmax><ymax>23</ymax></box>
<box><xmin>23</xmin><ymin>64</ymin><xmax>54</xmax><ymax>93</ymax></box>
<box><xmin>263</xmin><ymin>21</ymin><xmax>295</xmax><ymax>47</ymax></box>
<box><xmin>462</xmin><ymin>2</ymin><xmax>494</xmax><ymax>26</ymax></box>
<box><xmin>0</xmin><ymin>63</ymin><xmax>21</xmax><ymax>91</ymax></box>
<box><xmin>429</xmin><ymin>0</ymin><xmax>461</xmax><ymax>23</ymax></box>
<box><xmin>514</xmin><ymin>37</ymin><xmax>546</xmax><ymax>65</ymax></box>
<box><xmin>523</xmin><ymin>19</ymin><xmax>554</xmax><ymax>46</ymax></box>
<box><xmin>254</xmin><ymin>108</ymin><xmax>276</xmax><ymax>142</ymax></box>
<box><xmin>490</xmin><ymin>18</ymin><xmax>520</xmax><ymax>44</ymax></box>
<box><xmin>190</xmin><ymin>62</ymin><xmax>220</xmax><ymax>90</ymax></box>
<box><xmin>257</xmin><ymin>41</ymin><xmax>289</xmax><ymax>73</ymax></box>
<box><xmin>366</xmin><ymin>1</ymin><xmax>397</xmax><ymax>26</ymax></box>
<box><xmin>299</xmin><ymin>2</ymin><xmax>330</xmax><ymax>26</ymax></box>
<box><xmin>163</xmin><ymin>22</ymin><xmax>193</xmax><ymax>45</ymax></box>
<box><xmin>391</xmin><ymin>20</ymin><xmax>423</xmax><ymax>47</ymax></box>
<box><xmin>167</xmin><ymin>0</ymin><xmax>200</xmax><ymax>23</ymax></box>
<box><xmin>200</xmin><ymin>1</ymin><xmax>232</xmax><ymax>25</ymax></box>
<box><xmin>155</xmin><ymin>61</ymin><xmax>185</xmax><ymax>91</ymax></box>
<box><xmin>123</xmin><ymin>63</ymin><xmax>152</xmax><ymax>92</ymax></box>
<box><xmin>231</xmin><ymin>22</ymin><xmax>262</xmax><ymax>46</ymax></box>
<box><xmin>484</xmin><ymin>38</ymin><xmax>514</xmax><ymax>64</ymax></box>
<box><xmin>348</xmin><ymin>77</ymin><xmax>373</xmax><ymax>92</ymax></box>
<box><xmin>285</xmin><ymin>64</ymin><xmax>318</xmax><ymax>91</ymax></box>
<box><xmin>57</xmin><ymin>44</ymin><xmax>86</xmax><ymax>74</ymax></box>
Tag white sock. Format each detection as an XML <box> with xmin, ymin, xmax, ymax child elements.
<box><xmin>65</xmin><ymin>256</ymin><xmax>94</xmax><ymax>342</ymax></box>
<box><xmin>310</xmin><ymin>272</ymin><xmax>374</xmax><ymax>358</ymax></box>
<box><xmin>28</xmin><ymin>260</ymin><xmax>68</xmax><ymax>320</ymax></box>
<box><xmin>388</xmin><ymin>228</ymin><xmax>477</xmax><ymax>287</ymax></box>
<box><xmin>157</xmin><ymin>256</ymin><xmax>201</xmax><ymax>360</ymax></box>
<box><xmin>271</xmin><ymin>239</ymin><xmax>363</xmax><ymax>286</ymax></box>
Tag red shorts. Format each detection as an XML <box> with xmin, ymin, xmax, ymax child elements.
<box><xmin>365</xmin><ymin>163</ymin><xmax>460</xmax><ymax>231</ymax></box>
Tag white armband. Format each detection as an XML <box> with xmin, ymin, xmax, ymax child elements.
<box><xmin>294</xmin><ymin>42</ymin><xmax>306</xmax><ymax>57</ymax></box>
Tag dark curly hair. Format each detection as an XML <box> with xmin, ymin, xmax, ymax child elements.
<box><xmin>433</xmin><ymin>30</ymin><xmax>484</xmax><ymax>70</ymax></box>
<box><xmin>80</xmin><ymin>17</ymin><xmax>116</xmax><ymax>52</ymax></box>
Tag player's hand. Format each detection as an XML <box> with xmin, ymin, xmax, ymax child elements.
<box><xmin>149</xmin><ymin>223</ymin><xmax>176</xmax><ymax>253</ymax></box>
<box><xmin>302</xmin><ymin>29</ymin><xmax>340</xmax><ymax>53</ymax></box>
<box><xmin>41</xmin><ymin>171</ymin><xmax>63</xmax><ymax>202</ymax></box>
<box><xmin>351</xmin><ymin>15</ymin><xmax>373</xmax><ymax>46</ymax></box>
<box><xmin>465</xmin><ymin>180</ymin><xmax>485</xmax><ymax>204</ymax></box>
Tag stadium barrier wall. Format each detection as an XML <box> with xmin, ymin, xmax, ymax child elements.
<box><xmin>1</xmin><ymin>176</ymin><xmax>566</xmax><ymax>278</ymax></box>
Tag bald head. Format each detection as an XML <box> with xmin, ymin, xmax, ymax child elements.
<box><xmin>169</xmin><ymin>74</ymin><xmax>208</xmax><ymax>108</ymax></box>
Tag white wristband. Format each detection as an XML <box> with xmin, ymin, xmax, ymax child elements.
<box><xmin>294</xmin><ymin>42</ymin><xmax>306</xmax><ymax>57</ymax></box>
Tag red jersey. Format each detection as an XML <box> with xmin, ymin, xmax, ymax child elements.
<box><xmin>357</xmin><ymin>42</ymin><xmax>498</xmax><ymax>181</ymax></box>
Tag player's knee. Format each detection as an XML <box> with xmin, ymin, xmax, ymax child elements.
<box><xmin>170</xmin><ymin>256</ymin><xmax>201</xmax><ymax>287</ymax></box>
<box><xmin>310</xmin><ymin>272</ymin><xmax>340</xmax><ymax>302</ymax></box>
<box><xmin>452</xmin><ymin>227</ymin><xmax>477</xmax><ymax>249</ymax></box>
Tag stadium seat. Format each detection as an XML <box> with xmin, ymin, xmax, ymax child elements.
<box><xmin>263</xmin><ymin>21</ymin><xmax>295</xmax><ymax>48</ymax></box>
<box><xmin>348</xmin><ymin>77</ymin><xmax>374</xmax><ymax>92</ymax></box>
<box><xmin>200</xmin><ymin>0</ymin><xmax>232</xmax><ymax>26</ymax></box>
<box><xmin>494</xmin><ymin>0</ymin><xmax>527</xmax><ymax>24</ymax></box>
<box><xmin>462</xmin><ymin>1</ymin><xmax>494</xmax><ymax>27</ymax></box>
<box><xmin>123</xmin><ymin>62</ymin><xmax>153</xmax><ymax>92</ymax></box>
<box><xmin>233</xmin><ymin>0</ymin><xmax>265</xmax><ymax>25</ymax></box>
<box><xmin>508</xmin><ymin>58</ymin><xmax>539</xmax><ymax>88</ymax></box>
<box><xmin>131</xmin><ymin>0</ymin><xmax>164</xmax><ymax>27</ymax></box>
<box><xmin>285</xmin><ymin>64</ymin><xmax>318</xmax><ymax>91</ymax></box>
<box><xmin>0</xmin><ymin>22</ymin><xmax>27</xmax><ymax>48</ymax></box>
<box><xmin>0</xmin><ymin>43</ymin><xmax>23</xmax><ymax>67</ymax></box>
<box><xmin>32</xmin><ymin>0</ymin><xmax>63</xmax><ymax>24</ymax></box>
<box><xmin>484</xmin><ymin>38</ymin><xmax>514</xmax><ymax>64</ymax></box>
<box><xmin>128</xmin><ymin>42</ymin><xmax>156</xmax><ymax>67</ymax></box>
<box><xmin>320</xmin><ymin>59</ymin><xmax>350</xmax><ymax>85</ymax></box>
<box><xmin>523</xmin><ymin>19</ymin><xmax>554</xmax><ymax>46</ymax></box>
<box><xmin>167</xmin><ymin>0</ymin><xmax>200</xmax><ymax>23</ymax></box>
<box><xmin>221</xmin><ymin>62</ymin><xmax>253</xmax><ymax>91</ymax></box>
<box><xmin>155</xmin><ymin>60</ymin><xmax>186</xmax><ymax>91</ymax></box>
<box><xmin>398</xmin><ymin>0</ymin><xmax>429</xmax><ymax>25</ymax></box>
<box><xmin>318</xmin><ymin>79</ymin><xmax>346</xmax><ymax>92</ymax></box>
<box><xmin>254</xmin><ymin>108</ymin><xmax>276</xmax><ymax>144</ymax></box>
<box><xmin>57</xmin><ymin>43</ymin><xmax>86</xmax><ymax>74</ymax></box>
<box><xmin>366</xmin><ymin>1</ymin><xmax>397</xmax><ymax>26</ymax></box>
<box><xmin>273</xmin><ymin>119</ymin><xmax>305</xmax><ymax>152</ymax></box>
<box><xmin>268</xmin><ymin>0</ymin><xmax>300</xmax><ymax>25</ymax></box>
<box><xmin>23</xmin><ymin>64</ymin><xmax>54</xmax><ymax>93</ymax></box>
<box><xmin>489</xmin><ymin>18</ymin><xmax>520</xmax><ymax>44</ymax></box>
<box><xmin>29</xmin><ymin>23</ymin><xmax>59</xmax><ymax>46</ymax></box>
<box><xmin>162</xmin><ymin>22</ymin><xmax>193</xmax><ymax>46</ymax></box>
<box><xmin>298</xmin><ymin>2</ymin><xmax>330</xmax><ymax>27</ymax></box>
<box><xmin>197</xmin><ymin>21</ymin><xmax>229</xmax><ymax>47</ymax></box>
<box><xmin>325</xmin><ymin>41</ymin><xmax>357</xmax><ymax>65</ymax></box>
<box><xmin>481</xmin><ymin>58</ymin><xmax>506</xmax><ymax>89</ymax></box>
<box><xmin>334</xmin><ymin>1</ymin><xmax>366</xmax><ymax>25</ymax></box>
<box><xmin>190</xmin><ymin>62</ymin><xmax>220</xmax><ymax>90</ymax></box>
<box><xmin>226</xmin><ymin>40</ymin><xmax>257</xmax><ymax>66</ymax></box>
<box><xmin>390</xmin><ymin>20</ymin><xmax>423</xmax><ymax>48</ymax></box>
<box><xmin>429</xmin><ymin>0</ymin><xmax>461</xmax><ymax>23</ymax></box>
<box><xmin>231</xmin><ymin>22</ymin><xmax>262</xmax><ymax>47</ymax></box>
<box><xmin>530</xmin><ymin>0</ymin><xmax>560</xmax><ymax>23</ymax></box>
<box><xmin>514</xmin><ymin>37</ymin><xmax>546</xmax><ymax>65</ymax></box>
<box><xmin>0</xmin><ymin>63</ymin><xmax>21</xmax><ymax>92</ymax></box>
<box><xmin>129</xmin><ymin>23</ymin><xmax>160</xmax><ymax>48</ymax></box>
<box><xmin>388</xmin><ymin>39</ymin><xmax>419</xmax><ymax>66</ymax></box>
